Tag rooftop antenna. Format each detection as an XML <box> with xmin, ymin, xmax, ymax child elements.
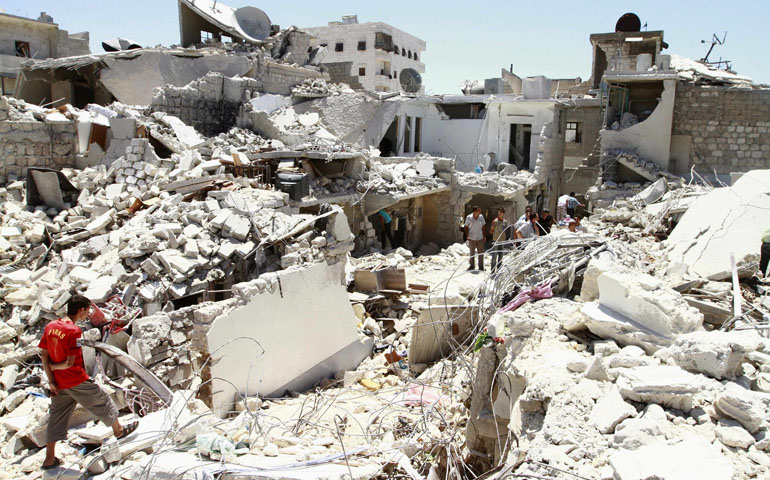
<box><xmin>700</xmin><ymin>32</ymin><xmax>731</xmax><ymax>70</ymax></box>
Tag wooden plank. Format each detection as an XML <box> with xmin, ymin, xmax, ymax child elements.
<box><xmin>354</xmin><ymin>270</ymin><xmax>380</xmax><ymax>292</ymax></box>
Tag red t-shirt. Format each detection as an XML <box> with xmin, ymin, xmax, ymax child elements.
<box><xmin>38</xmin><ymin>319</ymin><xmax>89</xmax><ymax>390</ymax></box>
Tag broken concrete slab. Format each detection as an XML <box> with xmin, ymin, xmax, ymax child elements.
<box><xmin>609</xmin><ymin>438</ymin><xmax>733</xmax><ymax>480</ymax></box>
<box><xmin>714</xmin><ymin>383</ymin><xmax>770</xmax><ymax>433</ymax></box>
<box><xmin>205</xmin><ymin>262</ymin><xmax>371</xmax><ymax>417</ymax></box>
<box><xmin>579</xmin><ymin>259</ymin><xmax>702</xmax><ymax>353</ymax></box>
<box><xmin>658</xmin><ymin>330</ymin><xmax>754</xmax><ymax>380</ymax></box>
<box><xmin>616</xmin><ymin>366</ymin><xmax>700</xmax><ymax>411</ymax></box>
<box><xmin>666</xmin><ymin>169</ymin><xmax>770</xmax><ymax>280</ymax></box>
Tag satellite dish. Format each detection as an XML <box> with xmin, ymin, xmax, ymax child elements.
<box><xmin>399</xmin><ymin>68</ymin><xmax>422</xmax><ymax>94</ymax></box>
<box><xmin>615</xmin><ymin>13</ymin><xmax>641</xmax><ymax>33</ymax></box>
<box><xmin>102</xmin><ymin>38</ymin><xmax>142</xmax><ymax>52</ymax></box>
<box><xmin>233</xmin><ymin>7</ymin><xmax>272</xmax><ymax>41</ymax></box>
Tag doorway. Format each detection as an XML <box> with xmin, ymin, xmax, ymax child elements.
<box><xmin>509</xmin><ymin>124</ymin><xmax>532</xmax><ymax>170</ymax></box>
<box><xmin>379</xmin><ymin>117</ymin><xmax>399</xmax><ymax>157</ymax></box>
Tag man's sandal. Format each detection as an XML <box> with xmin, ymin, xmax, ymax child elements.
<box><xmin>116</xmin><ymin>421</ymin><xmax>139</xmax><ymax>440</ymax></box>
<box><xmin>41</xmin><ymin>458</ymin><xmax>61</xmax><ymax>470</ymax></box>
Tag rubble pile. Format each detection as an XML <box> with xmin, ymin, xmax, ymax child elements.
<box><xmin>1</xmin><ymin>13</ymin><xmax>769</xmax><ymax>476</ymax></box>
<box><xmin>362</xmin><ymin>156</ymin><xmax>452</xmax><ymax>195</ymax></box>
<box><xmin>456</xmin><ymin>167</ymin><xmax>537</xmax><ymax>194</ymax></box>
<box><xmin>463</xmin><ymin>221</ymin><xmax>770</xmax><ymax>479</ymax></box>
<box><xmin>291</xmin><ymin>78</ymin><xmax>354</xmax><ymax>97</ymax></box>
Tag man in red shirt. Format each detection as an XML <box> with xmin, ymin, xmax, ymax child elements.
<box><xmin>38</xmin><ymin>295</ymin><xmax>137</xmax><ymax>470</ymax></box>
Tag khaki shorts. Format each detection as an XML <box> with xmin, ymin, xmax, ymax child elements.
<box><xmin>47</xmin><ymin>379</ymin><xmax>119</xmax><ymax>443</ymax></box>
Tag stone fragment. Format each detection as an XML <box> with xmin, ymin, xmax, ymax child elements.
<box><xmin>612</xmin><ymin>417</ymin><xmax>663</xmax><ymax>450</ymax></box>
<box><xmin>714</xmin><ymin>383</ymin><xmax>770</xmax><ymax>433</ymax></box>
<box><xmin>590</xmin><ymin>387</ymin><xmax>637</xmax><ymax>434</ymax></box>
<box><xmin>70</xmin><ymin>266</ymin><xmax>101</xmax><ymax>284</ymax></box>
<box><xmin>715</xmin><ymin>419</ymin><xmax>755</xmax><ymax>449</ymax></box>
<box><xmin>84</xmin><ymin>276</ymin><xmax>118</xmax><ymax>303</ymax></box>
<box><xmin>86</xmin><ymin>209</ymin><xmax>116</xmax><ymax>234</ymax></box>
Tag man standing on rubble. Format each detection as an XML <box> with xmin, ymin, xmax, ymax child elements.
<box><xmin>465</xmin><ymin>206</ymin><xmax>486</xmax><ymax>271</ymax></box>
<box><xmin>38</xmin><ymin>295</ymin><xmax>137</xmax><ymax>470</ymax></box>
<box><xmin>378</xmin><ymin>209</ymin><xmax>396</xmax><ymax>249</ymax></box>
<box><xmin>490</xmin><ymin>208</ymin><xmax>510</xmax><ymax>272</ymax></box>
<box><xmin>761</xmin><ymin>228</ymin><xmax>770</xmax><ymax>277</ymax></box>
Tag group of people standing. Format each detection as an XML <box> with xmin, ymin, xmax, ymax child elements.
<box><xmin>463</xmin><ymin>193</ymin><xmax>586</xmax><ymax>272</ymax></box>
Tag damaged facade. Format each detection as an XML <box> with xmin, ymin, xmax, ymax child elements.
<box><xmin>0</xmin><ymin>11</ymin><xmax>89</xmax><ymax>97</ymax></box>
<box><xmin>305</xmin><ymin>15</ymin><xmax>426</xmax><ymax>94</ymax></box>
<box><xmin>0</xmin><ymin>5</ymin><xmax>769</xmax><ymax>480</ymax></box>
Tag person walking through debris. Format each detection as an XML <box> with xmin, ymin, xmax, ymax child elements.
<box><xmin>761</xmin><ymin>228</ymin><xmax>770</xmax><ymax>277</ymax></box>
<box><xmin>38</xmin><ymin>295</ymin><xmax>138</xmax><ymax>470</ymax></box>
<box><xmin>566</xmin><ymin>192</ymin><xmax>584</xmax><ymax>218</ymax></box>
<box><xmin>557</xmin><ymin>194</ymin><xmax>569</xmax><ymax>222</ymax></box>
<box><xmin>490</xmin><ymin>208</ymin><xmax>510</xmax><ymax>272</ymax></box>
<box><xmin>378</xmin><ymin>208</ymin><xmax>396</xmax><ymax>249</ymax></box>
<box><xmin>465</xmin><ymin>206</ymin><xmax>486</xmax><ymax>271</ymax></box>
<box><xmin>538</xmin><ymin>208</ymin><xmax>554</xmax><ymax>235</ymax></box>
<box><xmin>515</xmin><ymin>212</ymin><xmax>539</xmax><ymax>242</ymax></box>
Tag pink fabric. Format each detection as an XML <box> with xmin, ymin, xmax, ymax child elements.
<box><xmin>402</xmin><ymin>384</ymin><xmax>448</xmax><ymax>407</ymax></box>
<box><xmin>499</xmin><ymin>281</ymin><xmax>553</xmax><ymax>313</ymax></box>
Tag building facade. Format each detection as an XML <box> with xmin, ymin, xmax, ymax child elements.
<box><xmin>0</xmin><ymin>11</ymin><xmax>89</xmax><ymax>97</ymax></box>
<box><xmin>305</xmin><ymin>16</ymin><xmax>425</xmax><ymax>93</ymax></box>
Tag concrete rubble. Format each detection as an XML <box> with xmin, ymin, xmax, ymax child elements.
<box><xmin>0</xmin><ymin>6</ymin><xmax>769</xmax><ymax>480</ymax></box>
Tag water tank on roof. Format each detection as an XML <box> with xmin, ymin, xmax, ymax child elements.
<box><xmin>521</xmin><ymin>76</ymin><xmax>552</xmax><ymax>99</ymax></box>
<box><xmin>636</xmin><ymin>53</ymin><xmax>653</xmax><ymax>71</ymax></box>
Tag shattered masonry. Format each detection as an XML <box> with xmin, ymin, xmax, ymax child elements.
<box><xmin>0</xmin><ymin>4</ymin><xmax>769</xmax><ymax>480</ymax></box>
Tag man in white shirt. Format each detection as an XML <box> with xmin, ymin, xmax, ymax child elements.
<box><xmin>464</xmin><ymin>206</ymin><xmax>486</xmax><ymax>271</ymax></box>
<box><xmin>557</xmin><ymin>194</ymin><xmax>569</xmax><ymax>222</ymax></box>
<box><xmin>515</xmin><ymin>213</ymin><xmax>539</xmax><ymax>241</ymax></box>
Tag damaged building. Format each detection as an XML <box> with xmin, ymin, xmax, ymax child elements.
<box><xmin>305</xmin><ymin>15</ymin><xmax>426</xmax><ymax>94</ymax></box>
<box><xmin>0</xmin><ymin>10</ymin><xmax>90</xmax><ymax>97</ymax></box>
<box><xmin>0</xmin><ymin>5</ymin><xmax>769</xmax><ymax>480</ymax></box>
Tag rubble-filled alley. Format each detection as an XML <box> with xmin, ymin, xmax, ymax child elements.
<box><xmin>0</xmin><ymin>4</ymin><xmax>769</xmax><ymax>480</ymax></box>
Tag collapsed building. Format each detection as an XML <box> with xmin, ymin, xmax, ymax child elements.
<box><xmin>0</xmin><ymin>5</ymin><xmax>769</xmax><ymax>480</ymax></box>
<box><xmin>0</xmin><ymin>10</ymin><xmax>90</xmax><ymax>97</ymax></box>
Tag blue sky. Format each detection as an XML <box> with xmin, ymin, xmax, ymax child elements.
<box><xmin>3</xmin><ymin>1</ymin><xmax>768</xmax><ymax>94</ymax></box>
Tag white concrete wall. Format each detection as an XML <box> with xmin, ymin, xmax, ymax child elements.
<box><xmin>305</xmin><ymin>21</ymin><xmax>425</xmax><ymax>93</ymax></box>
<box><xmin>423</xmin><ymin>118</ymin><xmax>487</xmax><ymax>171</ymax></box>
<box><xmin>601</xmin><ymin>79</ymin><xmax>676</xmax><ymax>171</ymax></box>
<box><xmin>205</xmin><ymin>262</ymin><xmax>368</xmax><ymax>416</ymax></box>
<box><xmin>487</xmin><ymin>100</ymin><xmax>560</xmax><ymax>167</ymax></box>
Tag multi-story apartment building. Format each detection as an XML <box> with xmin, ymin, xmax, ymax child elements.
<box><xmin>305</xmin><ymin>15</ymin><xmax>425</xmax><ymax>93</ymax></box>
